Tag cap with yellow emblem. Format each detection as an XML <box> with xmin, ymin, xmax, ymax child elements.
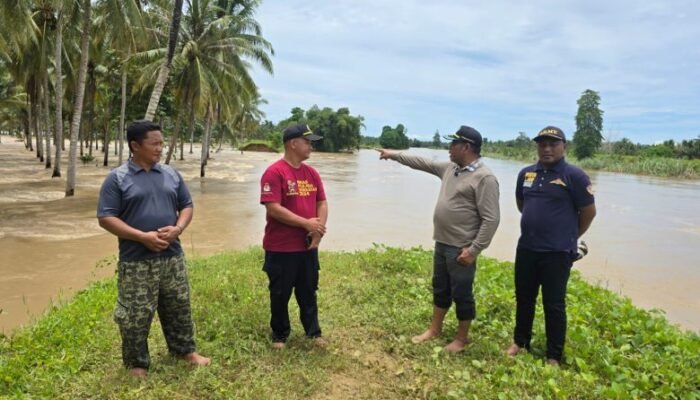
<box><xmin>443</xmin><ymin>125</ymin><xmax>483</xmax><ymax>146</ymax></box>
<box><xmin>533</xmin><ymin>126</ymin><xmax>566</xmax><ymax>143</ymax></box>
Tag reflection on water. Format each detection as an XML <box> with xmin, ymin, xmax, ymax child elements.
<box><xmin>1</xmin><ymin>140</ymin><xmax>699</xmax><ymax>334</ymax></box>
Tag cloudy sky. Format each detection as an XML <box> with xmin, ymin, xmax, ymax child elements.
<box><xmin>251</xmin><ymin>1</ymin><xmax>700</xmax><ymax>143</ymax></box>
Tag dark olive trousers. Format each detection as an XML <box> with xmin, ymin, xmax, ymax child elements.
<box><xmin>433</xmin><ymin>242</ymin><xmax>477</xmax><ymax>321</ymax></box>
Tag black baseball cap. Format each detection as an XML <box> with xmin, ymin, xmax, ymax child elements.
<box><xmin>443</xmin><ymin>125</ymin><xmax>482</xmax><ymax>147</ymax></box>
<box><xmin>282</xmin><ymin>124</ymin><xmax>322</xmax><ymax>142</ymax></box>
<box><xmin>533</xmin><ymin>126</ymin><xmax>566</xmax><ymax>142</ymax></box>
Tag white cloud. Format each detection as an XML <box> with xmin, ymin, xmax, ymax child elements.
<box><xmin>251</xmin><ymin>0</ymin><xmax>700</xmax><ymax>143</ymax></box>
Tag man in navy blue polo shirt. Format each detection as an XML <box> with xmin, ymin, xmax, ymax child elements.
<box><xmin>97</xmin><ymin>120</ymin><xmax>210</xmax><ymax>377</ymax></box>
<box><xmin>506</xmin><ymin>126</ymin><xmax>596</xmax><ymax>366</ymax></box>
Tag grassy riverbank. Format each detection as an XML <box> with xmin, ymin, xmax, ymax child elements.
<box><xmin>484</xmin><ymin>149</ymin><xmax>700</xmax><ymax>179</ymax></box>
<box><xmin>1</xmin><ymin>247</ymin><xmax>699</xmax><ymax>399</ymax></box>
<box><xmin>576</xmin><ymin>155</ymin><xmax>700</xmax><ymax>179</ymax></box>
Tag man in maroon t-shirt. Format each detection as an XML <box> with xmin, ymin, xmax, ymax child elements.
<box><xmin>259</xmin><ymin>124</ymin><xmax>328</xmax><ymax>349</ymax></box>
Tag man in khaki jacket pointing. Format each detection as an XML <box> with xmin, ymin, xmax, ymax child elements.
<box><xmin>377</xmin><ymin>125</ymin><xmax>500</xmax><ymax>353</ymax></box>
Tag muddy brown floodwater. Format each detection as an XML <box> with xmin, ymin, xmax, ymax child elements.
<box><xmin>1</xmin><ymin>139</ymin><xmax>699</xmax><ymax>334</ymax></box>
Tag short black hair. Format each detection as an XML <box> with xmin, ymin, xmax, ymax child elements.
<box><xmin>127</xmin><ymin>120</ymin><xmax>161</xmax><ymax>152</ymax></box>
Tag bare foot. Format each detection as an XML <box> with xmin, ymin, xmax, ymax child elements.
<box><xmin>411</xmin><ymin>329</ymin><xmax>441</xmax><ymax>344</ymax></box>
<box><xmin>443</xmin><ymin>338</ymin><xmax>471</xmax><ymax>353</ymax></box>
<box><xmin>506</xmin><ymin>343</ymin><xmax>522</xmax><ymax>358</ymax></box>
<box><xmin>546</xmin><ymin>358</ymin><xmax>560</xmax><ymax>367</ymax></box>
<box><xmin>271</xmin><ymin>341</ymin><xmax>286</xmax><ymax>349</ymax></box>
<box><xmin>128</xmin><ymin>367</ymin><xmax>147</xmax><ymax>378</ymax></box>
<box><xmin>181</xmin><ymin>352</ymin><xmax>211</xmax><ymax>366</ymax></box>
<box><xmin>311</xmin><ymin>337</ymin><xmax>328</xmax><ymax>348</ymax></box>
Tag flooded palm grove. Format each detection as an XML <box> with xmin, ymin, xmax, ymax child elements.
<box><xmin>1</xmin><ymin>137</ymin><xmax>699</xmax><ymax>334</ymax></box>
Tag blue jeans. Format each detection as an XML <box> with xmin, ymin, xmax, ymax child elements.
<box><xmin>433</xmin><ymin>242</ymin><xmax>477</xmax><ymax>321</ymax></box>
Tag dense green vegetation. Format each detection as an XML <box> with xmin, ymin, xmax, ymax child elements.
<box><xmin>378</xmin><ymin>123</ymin><xmax>410</xmax><ymax>149</ymax></box>
<box><xmin>359</xmin><ymin>134</ymin><xmax>381</xmax><ymax>148</ymax></box>
<box><xmin>2</xmin><ymin>247</ymin><xmax>698</xmax><ymax>399</ymax></box>
<box><xmin>0</xmin><ymin>0</ymin><xmax>275</xmax><ymax>186</ymax></box>
<box><xmin>359</xmin><ymin>128</ymin><xmax>445</xmax><ymax>149</ymax></box>
<box><xmin>482</xmin><ymin>132</ymin><xmax>535</xmax><ymax>162</ymax></box>
<box><xmin>484</xmin><ymin>132</ymin><xmax>700</xmax><ymax>179</ymax></box>
<box><xmin>275</xmin><ymin>106</ymin><xmax>364</xmax><ymax>152</ymax></box>
<box><xmin>247</xmin><ymin>106</ymin><xmax>365</xmax><ymax>152</ymax></box>
<box><xmin>238</xmin><ymin>139</ymin><xmax>277</xmax><ymax>152</ymax></box>
<box><xmin>573</xmin><ymin>89</ymin><xmax>605</xmax><ymax>159</ymax></box>
<box><xmin>234</xmin><ymin>106</ymin><xmax>385</xmax><ymax>152</ymax></box>
<box><xmin>481</xmin><ymin>89</ymin><xmax>699</xmax><ymax>178</ymax></box>
<box><xmin>575</xmin><ymin>155</ymin><xmax>700</xmax><ymax>179</ymax></box>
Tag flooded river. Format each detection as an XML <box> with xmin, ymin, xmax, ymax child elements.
<box><xmin>1</xmin><ymin>138</ymin><xmax>699</xmax><ymax>334</ymax></box>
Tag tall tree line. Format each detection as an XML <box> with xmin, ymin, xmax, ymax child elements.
<box><xmin>0</xmin><ymin>0</ymin><xmax>274</xmax><ymax>194</ymax></box>
<box><xmin>275</xmin><ymin>106</ymin><xmax>364</xmax><ymax>152</ymax></box>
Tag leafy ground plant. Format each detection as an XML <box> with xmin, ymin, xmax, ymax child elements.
<box><xmin>1</xmin><ymin>246</ymin><xmax>698</xmax><ymax>399</ymax></box>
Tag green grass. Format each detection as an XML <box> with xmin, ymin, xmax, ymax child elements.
<box><xmin>483</xmin><ymin>148</ymin><xmax>537</xmax><ymax>164</ymax></box>
<box><xmin>1</xmin><ymin>247</ymin><xmax>699</xmax><ymax>399</ymax></box>
<box><xmin>576</xmin><ymin>155</ymin><xmax>700</xmax><ymax>179</ymax></box>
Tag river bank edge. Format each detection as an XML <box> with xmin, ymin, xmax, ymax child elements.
<box><xmin>3</xmin><ymin>135</ymin><xmax>699</xmax><ymax>180</ymax></box>
<box><xmin>482</xmin><ymin>150</ymin><xmax>700</xmax><ymax>180</ymax></box>
<box><xmin>2</xmin><ymin>246</ymin><xmax>698</xmax><ymax>399</ymax></box>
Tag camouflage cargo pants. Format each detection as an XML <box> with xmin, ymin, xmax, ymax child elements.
<box><xmin>114</xmin><ymin>254</ymin><xmax>196</xmax><ymax>369</ymax></box>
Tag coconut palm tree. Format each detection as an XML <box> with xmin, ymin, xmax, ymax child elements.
<box><xmin>230</xmin><ymin>91</ymin><xmax>266</xmax><ymax>145</ymax></box>
<box><xmin>95</xmin><ymin>0</ymin><xmax>145</xmax><ymax>165</ymax></box>
<box><xmin>52</xmin><ymin>5</ymin><xmax>63</xmax><ymax>177</ymax></box>
<box><xmin>65</xmin><ymin>0</ymin><xmax>91</xmax><ymax>197</ymax></box>
<box><xmin>50</xmin><ymin>0</ymin><xmax>85</xmax><ymax>176</ymax></box>
<box><xmin>0</xmin><ymin>69</ymin><xmax>28</xmax><ymax>138</ymax></box>
<box><xmin>9</xmin><ymin>4</ymin><xmax>47</xmax><ymax>162</ymax></box>
<box><xmin>144</xmin><ymin>0</ymin><xmax>184</xmax><ymax>121</ymax></box>
<box><xmin>135</xmin><ymin>0</ymin><xmax>273</xmax><ymax>164</ymax></box>
<box><xmin>1</xmin><ymin>1</ymin><xmax>38</xmax><ymax>152</ymax></box>
<box><xmin>3</xmin><ymin>0</ymin><xmax>68</xmax><ymax>168</ymax></box>
<box><xmin>42</xmin><ymin>67</ymin><xmax>51</xmax><ymax>168</ymax></box>
<box><xmin>200</xmin><ymin>103</ymin><xmax>213</xmax><ymax>177</ymax></box>
<box><xmin>79</xmin><ymin>9</ymin><xmax>122</xmax><ymax>167</ymax></box>
<box><xmin>32</xmin><ymin>0</ymin><xmax>65</xmax><ymax>168</ymax></box>
<box><xmin>2</xmin><ymin>0</ymin><xmax>274</xmax><ymax>182</ymax></box>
